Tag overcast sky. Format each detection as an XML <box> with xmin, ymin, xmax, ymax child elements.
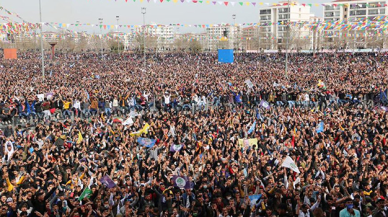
<box><xmin>1</xmin><ymin>0</ymin><xmax>327</xmax><ymax>33</ymax></box>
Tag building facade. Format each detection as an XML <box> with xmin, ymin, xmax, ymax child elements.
<box><xmin>205</xmin><ymin>25</ymin><xmax>242</xmax><ymax>51</ymax></box>
<box><xmin>258</xmin><ymin>1</ymin><xmax>312</xmax><ymax>49</ymax></box>
<box><xmin>322</xmin><ymin>0</ymin><xmax>388</xmax><ymax>49</ymax></box>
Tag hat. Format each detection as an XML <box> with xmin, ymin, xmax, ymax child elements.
<box><xmin>376</xmin><ymin>197</ymin><xmax>385</xmax><ymax>204</ymax></box>
<box><xmin>6</xmin><ymin>198</ymin><xmax>13</xmax><ymax>203</ymax></box>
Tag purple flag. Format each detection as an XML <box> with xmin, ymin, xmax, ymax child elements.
<box><xmin>260</xmin><ymin>100</ymin><xmax>271</xmax><ymax>110</ymax></box>
<box><xmin>100</xmin><ymin>175</ymin><xmax>116</xmax><ymax>188</ymax></box>
<box><xmin>170</xmin><ymin>144</ymin><xmax>183</xmax><ymax>152</ymax></box>
<box><xmin>381</xmin><ymin>106</ymin><xmax>388</xmax><ymax>112</ymax></box>
<box><xmin>172</xmin><ymin>175</ymin><xmax>191</xmax><ymax>189</ymax></box>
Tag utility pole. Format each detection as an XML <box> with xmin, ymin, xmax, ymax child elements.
<box><xmin>99</xmin><ymin>18</ymin><xmax>103</xmax><ymax>59</ymax></box>
<box><xmin>142</xmin><ymin>7</ymin><xmax>147</xmax><ymax>71</ymax></box>
<box><xmin>39</xmin><ymin>0</ymin><xmax>45</xmax><ymax>78</ymax></box>
<box><xmin>116</xmin><ymin>16</ymin><xmax>120</xmax><ymax>53</ymax></box>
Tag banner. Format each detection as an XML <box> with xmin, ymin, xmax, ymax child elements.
<box><xmin>170</xmin><ymin>144</ymin><xmax>183</xmax><ymax>152</ymax></box>
<box><xmin>316</xmin><ymin>121</ymin><xmax>324</xmax><ymax>133</ymax></box>
<box><xmin>245</xmin><ymin>79</ymin><xmax>253</xmax><ymax>88</ymax></box>
<box><xmin>100</xmin><ymin>175</ymin><xmax>116</xmax><ymax>188</ymax></box>
<box><xmin>172</xmin><ymin>175</ymin><xmax>191</xmax><ymax>189</ymax></box>
<box><xmin>137</xmin><ymin>137</ymin><xmax>156</xmax><ymax>148</ymax></box>
<box><xmin>281</xmin><ymin>156</ymin><xmax>300</xmax><ymax>173</ymax></box>
<box><xmin>238</xmin><ymin>138</ymin><xmax>258</xmax><ymax>150</ymax></box>
<box><xmin>260</xmin><ymin>100</ymin><xmax>271</xmax><ymax>110</ymax></box>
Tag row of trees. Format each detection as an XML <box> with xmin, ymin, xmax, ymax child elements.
<box><xmin>1</xmin><ymin>29</ymin><xmax>387</xmax><ymax>53</ymax></box>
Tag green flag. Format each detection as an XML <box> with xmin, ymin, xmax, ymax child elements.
<box><xmin>79</xmin><ymin>187</ymin><xmax>92</xmax><ymax>201</ymax></box>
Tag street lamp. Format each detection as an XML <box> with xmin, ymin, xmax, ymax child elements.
<box><xmin>141</xmin><ymin>7</ymin><xmax>146</xmax><ymax>70</ymax></box>
<box><xmin>285</xmin><ymin>0</ymin><xmax>290</xmax><ymax>78</ymax></box>
<box><xmin>99</xmin><ymin>18</ymin><xmax>103</xmax><ymax>59</ymax></box>
<box><xmin>39</xmin><ymin>0</ymin><xmax>45</xmax><ymax>78</ymax></box>
<box><xmin>116</xmin><ymin>15</ymin><xmax>120</xmax><ymax>53</ymax></box>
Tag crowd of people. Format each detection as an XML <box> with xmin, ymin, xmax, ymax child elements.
<box><xmin>0</xmin><ymin>51</ymin><xmax>387</xmax><ymax>217</ymax></box>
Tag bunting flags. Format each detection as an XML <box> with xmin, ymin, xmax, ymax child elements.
<box><xmin>49</xmin><ymin>0</ymin><xmax>388</xmax><ymax>8</ymax></box>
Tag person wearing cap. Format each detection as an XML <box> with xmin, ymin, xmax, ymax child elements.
<box><xmin>340</xmin><ymin>198</ymin><xmax>360</xmax><ymax>217</ymax></box>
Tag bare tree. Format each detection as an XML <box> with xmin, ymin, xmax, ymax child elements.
<box><xmin>188</xmin><ymin>40</ymin><xmax>202</xmax><ymax>53</ymax></box>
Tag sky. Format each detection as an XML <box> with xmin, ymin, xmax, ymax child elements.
<box><xmin>1</xmin><ymin>0</ymin><xmax>327</xmax><ymax>33</ymax></box>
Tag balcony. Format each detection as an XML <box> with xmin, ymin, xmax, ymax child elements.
<box><xmin>260</xmin><ymin>9</ymin><xmax>271</xmax><ymax>15</ymax></box>
<box><xmin>349</xmin><ymin>10</ymin><xmax>366</xmax><ymax>16</ymax></box>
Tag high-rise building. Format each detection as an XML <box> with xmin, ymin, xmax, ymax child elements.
<box><xmin>258</xmin><ymin>1</ymin><xmax>311</xmax><ymax>49</ymax></box>
<box><xmin>322</xmin><ymin>0</ymin><xmax>388</xmax><ymax>49</ymax></box>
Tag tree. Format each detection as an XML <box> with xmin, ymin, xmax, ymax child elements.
<box><xmin>134</xmin><ymin>34</ymin><xmax>158</xmax><ymax>53</ymax></box>
<box><xmin>106</xmin><ymin>38</ymin><xmax>125</xmax><ymax>52</ymax></box>
<box><xmin>188</xmin><ymin>39</ymin><xmax>202</xmax><ymax>53</ymax></box>
<box><xmin>173</xmin><ymin>38</ymin><xmax>189</xmax><ymax>52</ymax></box>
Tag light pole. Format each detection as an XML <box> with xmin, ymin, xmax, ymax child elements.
<box><xmin>353</xmin><ymin>5</ymin><xmax>359</xmax><ymax>54</ymax></box>
<box><xmin>39</xmin><ymin>0</ymin><xmax>45</xmax><ymax>78</ymax></box>
<box><xmin>285</xmin><ymin>0</ymin><xmax>290</xmax><ymax>78</ymax></box>
<box><xmin>116</xmin><ymin>15</ymin><xmax>120</xmax><ymax>53</ymax></box>
<box><xmin>232</xmin><ymin>14</ymin><xmax>236</xmax><ymax>51</ymax></box>
<box><xmin>142</xmin><ymin>7</ymin><xmax>146</xmax><ymax>70</ymax></box>
<box><xmin>99</xmin><ymin>18</ymin><xmax>103</xmax><ymax>59</ymax></box>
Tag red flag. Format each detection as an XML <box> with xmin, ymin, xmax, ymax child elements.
<box><xmin>224</xmin><ymin>1</ymin><xmax>228</xmax><ymax>5</ymax></box>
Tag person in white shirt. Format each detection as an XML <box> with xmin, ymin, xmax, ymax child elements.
<box><xmin>72</xmin><ymin>99</ymin><xmax>81</xmax><ymax>118</ymax></box>
<box><xmin>304</xmin><ymin>93</ymin><xmax>310</xmax><ymax>108</ymax></box>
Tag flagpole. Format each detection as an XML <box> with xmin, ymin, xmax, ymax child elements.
<box><xmin>39</xmin><ymin>0</ymin><xmax>45</xmax><ymax>78</ymax></box>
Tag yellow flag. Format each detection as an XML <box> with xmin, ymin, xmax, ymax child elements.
<box><xmin>130</xmin><ymin>123</ymin><xmax>150</xmax><ymax>137</ymax></box>
<box><xmin>77</xmin><ymin>132</ymin><xmax>83</xmax><ymax>144</ymax></box>
<box><xmin>142</xmin><ymin>123</ymin><xmax>150</xmax><ymax>134</ymax></box>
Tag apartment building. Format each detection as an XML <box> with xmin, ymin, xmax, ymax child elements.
<box><xmin>258</xmin><ymin>1</ymin><xmax>311</xmax><ymax>49</ymax></box>
<box><xmin>205</xmin><ymin>25</ymin><xmax>242</xmax><ymax>51</ymax></box>
<box><xmin>323</xmin><ymin>0</ymin><xmax>388</xmax><ymax>49</ymax></box>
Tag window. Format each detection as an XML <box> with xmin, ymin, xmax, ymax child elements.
<box><xmin>260</xmin><ymin>9</ymin><xmax>271</xmax><ymax>15</ymax></box>
<box><xmin>380</xmin><ymin>9</ymin><xmax>385</xmax><ymax>14</ymax></box>
<box><xmin>369</xmin><ymin>9</ymin><xmax>378</xmax><ymax>14</ymax></box>
<box><xmin>279</xmin><ymin>8</ymin><xmax>289</xmax><ymax>13</ymax></box>
<box><xmin>325</xmin><ymin>12</ymin><xmax>334</xmax><ymax>17</ymax></box>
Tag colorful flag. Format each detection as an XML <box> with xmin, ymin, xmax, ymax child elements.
<box><xmin>170</xmin><ymin>144</ymin><xmax>183</xmax><ymax>152</ymax></box>
<box><xmin>137</xmin><ymin>137</ymin><xmax>156</xmax><ymax>148</ymax></box>
<box><xmin>77</xmin><ymin>132</ymin><xmax>83</xmax><ymax>144</ymax></box>
<box><xmin>260</xmin><ymin>100</ymin><xmax>270</xmax><ymax>109</ymax></box>
<box><xmin>316</xmin><ymin>121</ymin><xmax>324</xmax><ymax>133</ymax></box>
<box><xmin>79</xmin><ymin>187</ymin><xmax>92</xmax><ymax>201</ymax></box>
<box><xmin>248</xmin><ymin>194</ymin><xmax>262</xmax><ymax>207</ymax></box>
<box><xmin>172</xmin><ymin>175</ymin><xmax>191</xmax><ymax>189</ymax></box>
<box><xmin>130</xmin><ymin>123</ymin><xmax>150</xmax><ymax>137</ymax></box>
<box><xmin>248</xmin><ymin>121</ymin><xmax>256</xmax><ymax>134</ymax></box>
<box><xmin>100</xmin><ymin>175</ymin><xmax>116</xmax><ymax>188</ymax></box>
<box><xmin>281</xmin><ymin>156</ymin><xmax>300</xmax><ymax>173</ymax></box>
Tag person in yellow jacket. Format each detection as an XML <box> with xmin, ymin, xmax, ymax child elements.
<box><xmin>4</xmin><ymin>171</ymin><xmax>26</xmax><ymax>192</ymax></box>
<box><xmin>65</xmin><ymin>171</ymin><xmax>85</xmax><ymax>190</ymax></box>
